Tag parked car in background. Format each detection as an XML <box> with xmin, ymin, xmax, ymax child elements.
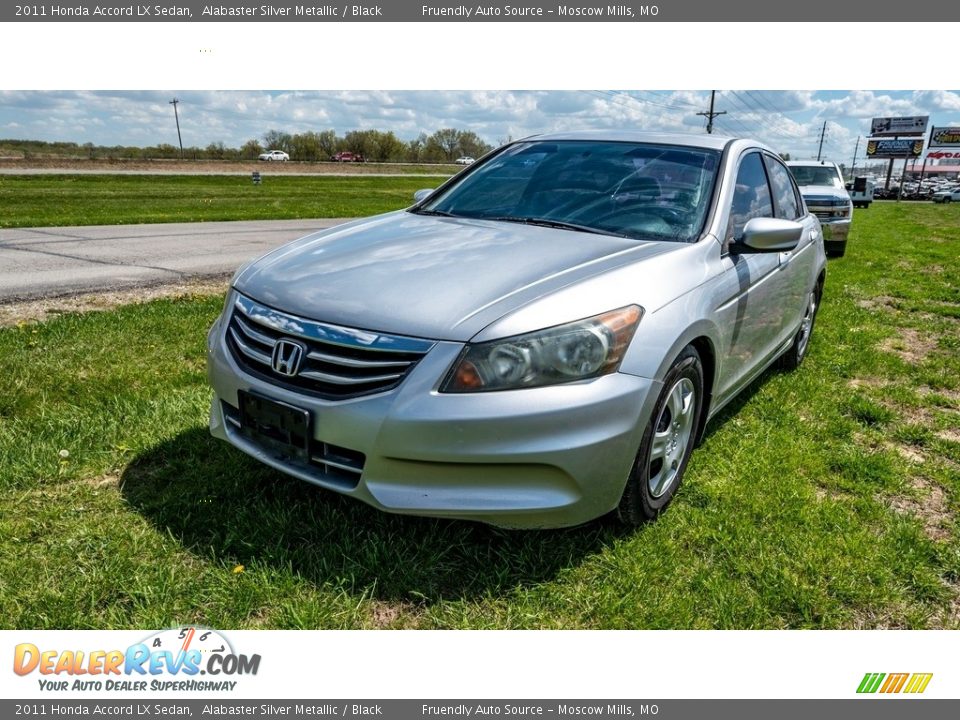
<box><xmin>332</xmin><ymin>151</ymin><xmax>364</xmax><ymax>162</ymax></box>
<box><xmin>455</xmin><ymin>156</ymin><xmax>476</xmax><ymax>165</ymax></box>
<box><xmin>208</xmin><ymin>132</ymin><xmax>826</xmax><ymax>528</ymax></box>
<box><xmin>932</xmin><ymin>186</ymin><xmax>960</xmax><ymax>203</ymax></box>
<box><xmin>787</xmin><ymin>160</ymin><xmax>852</xmax><ymax>257</ymax></box>
<box><xmin>258</xmin><ymin>150</ymin><xmax>289</xmax><ymax>162</ymax></box>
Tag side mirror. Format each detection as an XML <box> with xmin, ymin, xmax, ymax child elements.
<box><xmin>413</xmin><ymin>189</ymin><xmax>434</xmax><ymax>203</ymax></box>
<box><xmin>739</xmin><ymin>217</ymin><xmax>803</xmax><ymax>253</ymax></box>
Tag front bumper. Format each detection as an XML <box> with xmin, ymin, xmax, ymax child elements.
<box><xmin>819</xmin><ymin>219</ymin><xmax>850</xmax><ymax>241</ymax></box>
<box><xmin>814</xmin><ymin>217</ymin><xmax>850</xmax><ymax>253</ymax></box>
<box><xmin>207</xmin><ymin>315</ymin><xmax>660</xmax><ymax>529</ymax></box>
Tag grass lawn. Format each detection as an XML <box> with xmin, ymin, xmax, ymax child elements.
<box><xmin>0</xmin><ymin>174</ymin><xmax>450</xmax><ymax>228</ymax></box>
<box><xmin>1</xmin><ymin>202</ymin><xmax>958</xmax><ymax>629</ymax></box>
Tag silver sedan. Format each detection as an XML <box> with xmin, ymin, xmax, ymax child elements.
<box><xmin>207</xmin><ymin>131</ymin><xmax>826</xmax><ymax>528</ymax></box>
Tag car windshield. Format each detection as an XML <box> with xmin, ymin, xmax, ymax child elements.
<box><xmin>789</xmin><ymin>165</ymin><xmax>844</xmax><ymax>189</ymax></box>
<box><xmin>414</xmin><ymin>140</ymin><xmax>721</xmax><ymax>243</ymax></box>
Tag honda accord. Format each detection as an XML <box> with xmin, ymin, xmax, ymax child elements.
<box><xmin>207</xmin><ymin>132</ymin><xmax>826</xmax><ymax>528</ymax></box>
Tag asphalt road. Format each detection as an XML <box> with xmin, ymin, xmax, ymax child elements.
<box><xmin>0</xmin><ymin>218</ymin><xmax>351</xmax><ymax>301</ymax></box>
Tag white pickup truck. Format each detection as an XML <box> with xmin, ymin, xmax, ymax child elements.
<box><xmin>787</xmin><ymin>160</ymin><xmax>853</xmax><ymax>257</ymax></box>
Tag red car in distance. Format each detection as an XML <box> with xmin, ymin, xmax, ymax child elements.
<box><xmin>332</xmin><ymin>151</ymin><xmax>364</xmax><ymax>162</ymax></box>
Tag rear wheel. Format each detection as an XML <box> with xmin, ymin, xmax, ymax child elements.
<box><xmin>618</xmin><ymin>346</ymin><xmax>703</xmax><ymax>524</ymax></box>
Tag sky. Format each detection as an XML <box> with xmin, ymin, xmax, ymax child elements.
<box><xmin>2</xmin><ymin>90</ymin><xmax>959</xmax><ymax>166</ymax></box>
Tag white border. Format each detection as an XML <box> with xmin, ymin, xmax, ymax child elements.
<box><xmin>2</xmin><ymin>22</ymin><xmax>957</xmax><ymax>90</ymax></box>
<box><xmin>3</xmin><ymin>630</ymin><xmax>956</xmax><ymax>699</ymax></box>
<box><xmin>3</xmin><ymin>18</ymin><xmax>958</xmax><ymax>705</ymax></box>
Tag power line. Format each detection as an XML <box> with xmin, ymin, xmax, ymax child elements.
<box><xmin>635</xmin><ymin>90</ymin><xmax>705</xmax><ymax>111</ymax></box>
<box><xmin>727</xmin><ymin>91</ymin><xmax>800</xmax><ymax>140</ymax></box>
<box><xmin>742</xmin><ymin>91</ymin><xmax>806</xmax><ymax>138</ymax></box>
<box><xmin>591</xmin><ymin>90</ymin><xmax>689</xmax><ymax>113</ymax></box>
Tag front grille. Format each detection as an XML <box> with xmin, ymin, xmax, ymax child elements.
<box><xmin>221</xmin><ymin>401</ymin><xmax>365</xmax><ymax>488</ymax></box>
<box><xmin>226</xmin><ymin>292</ymin><xmax>435</xmax><ymax>400</ymax></box>
<box><xmin>810</xmin><ymin>208</ymin><xmax>848</xmax><ymax>221</ymax></box>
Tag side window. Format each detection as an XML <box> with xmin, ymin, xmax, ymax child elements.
<box><xmin>763</xmin><ymin>155</ymin><xmax>802</xmax><ymax>220</ymax></box>
<box><xmin>726</xmin><ymin>152</ymin><xmax>774</xmax><ymax>242</ymax></box>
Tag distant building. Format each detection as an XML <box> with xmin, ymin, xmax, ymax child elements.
<box><xmin>905</xmin><ymin>158</ymin><xmax>960</xmax><ymax>180</ymax></box>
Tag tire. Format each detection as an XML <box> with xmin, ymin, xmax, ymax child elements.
<box><xmin>779</xmin><ymin>281</ymin><xmax>822</xmax><ymax>371</ymax></box>
<box><xmin>618</xmin><ymin>345</ymin><xmax>704</xmax><ymax>524</ymax></box>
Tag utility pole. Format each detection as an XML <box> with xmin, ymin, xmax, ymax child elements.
<box><xmin>850</xmin><ymin>135</ymin><xmax>860</xmax><ymax>179</ymax></box>
<box><xmin>816</xmin><ymin>121</ymin><xmax>827</xmax><ymax>162</ymax></box>
<box><xmin>696</xmin><ymin>90</ymin><xmax>727</xmax><ymax>135</ymax></box>
<box><xmin>169</xmin><ymin>98</ymin><xmax>183</xmax><ymax>160</ymax></box>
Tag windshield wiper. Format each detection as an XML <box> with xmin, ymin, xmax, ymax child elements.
<box><xmin>410</xmin><ymin>208</ymin><xmax>459</xmax><ymax>217</ymax></box>
<box><xmin>485</xmin><ymin>216</ymin><xmax>633</xmax><ymax>239</ymax></box>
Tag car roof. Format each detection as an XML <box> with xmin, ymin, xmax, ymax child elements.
<box><xmin>519</xmin><ymin>130</ymin><xmax>738</xmax><ymax>152</ymax></box>
<box><xmin>785</xmin><ymin>160</ymin><xmax>840</xmax><ymax>167</ymax></box>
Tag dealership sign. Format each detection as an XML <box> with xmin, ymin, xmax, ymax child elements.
<box><xmin>929</xmin><ymin>126</ymin><xmax>960</xmax><ymax>147</ymax></box>
<box><xmin>866</xmin><ymin>138</ymin><xmax>924</xmax><ymax>159</ymax></box>
<box><xmin>869</xmin><ymin>116</ymin><xmax>929</xmax><ymax>137</ymax></box>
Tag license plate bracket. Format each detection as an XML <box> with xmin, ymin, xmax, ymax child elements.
<box><xmin>238</xmin><ymin>390</ymin><xmax>311</xmax><ymax>461</ymax></box>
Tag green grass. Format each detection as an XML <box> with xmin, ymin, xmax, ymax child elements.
<box><xmin>0</xmin><ymin>174</ymin><xmax>450</xmax><ymax>228</ymax></box>
<box><xmin>1</xmin><ymin>203</ymin><xmax>959</xmax><ymax>629</ymax></box>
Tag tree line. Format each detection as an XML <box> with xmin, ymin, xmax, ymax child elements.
<box><xmin>0</xmin><ymin>128</ymin><xmax>495</xmax><ymax>163</ymax></box>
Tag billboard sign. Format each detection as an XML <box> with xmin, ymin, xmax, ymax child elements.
<box><xmin>869</xmin><ymin>116</ymin><xmax>929</xmax><ymax>137</ymax></box>
<box><xmin>929</xmin><ymin>127</ymin><xmax>960</xmax><ymax>148</ymax></box>
<box><xmin>865</xmin><ymin>138</ymin><xmax>924</xmax><ymax>159</ymax></box>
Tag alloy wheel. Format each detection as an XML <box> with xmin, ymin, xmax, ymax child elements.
<box><xmin>796</xmin><ymin>289</ymin><xmax>817</xmax><ymax>359</ymax></box>
<box><xmin>648</xmin><ymin>377</ymin><xmax>696</xmax><ymax>498</ymax></box>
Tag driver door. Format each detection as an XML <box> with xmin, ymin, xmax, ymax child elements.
<box><xmin>713</xmin><ymin>151</ymin><xmax>790</xmax><ymax>400</ymax></box>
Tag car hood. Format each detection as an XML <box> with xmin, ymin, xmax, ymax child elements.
<box><xmin>797</xmin><ymin>184</ymin><xmax>850</xmax><ymax>200</ymax></box>
<box><xmin>234</xmin><ymin>211</ymin><xmax>683</xmax><ymax>342</ymax></box>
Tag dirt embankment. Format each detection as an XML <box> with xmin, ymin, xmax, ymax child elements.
<box><xmin>0</xmin><ymin>276</ymin><xmax>231</xmax><ymax>327</ymax></box>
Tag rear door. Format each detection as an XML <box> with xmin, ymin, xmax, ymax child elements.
<box><xmin>762</xmin><ymin>153</ymin><xmax>818</xmax><ymax>337</ymax></box>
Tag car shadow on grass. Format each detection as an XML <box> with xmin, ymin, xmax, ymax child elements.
<box><xmin>119</xmin><ymin>426</ymin><xmax>626</xmax><ymax>603</ymax></box>
<box><xmin>699</xmin><ymin>363</ymin><xmax>787</xmax><ymax>446</ymax></box>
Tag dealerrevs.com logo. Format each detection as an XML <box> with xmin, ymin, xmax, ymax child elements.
<box><xmin>13</xmin><ymin>627</ymin><xmax>261</xmax><ymax>693</ymax></box>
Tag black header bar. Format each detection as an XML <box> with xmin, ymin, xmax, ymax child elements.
<box><xmin>6</xmin><ymin>0</ymin><xmax>959</xmax><ymax>22</ymax></box>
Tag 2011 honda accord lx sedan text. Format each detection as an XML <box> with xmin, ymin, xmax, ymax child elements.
<box><xmin>207</xmin><ymin>132</ymin><xmax>827</xmax><ymax>528</ymax></box>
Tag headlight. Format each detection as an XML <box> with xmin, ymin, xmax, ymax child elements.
<box><xmin>441</xmin><ymin>306</ymin><xmax>642</xmax><ymax>393</ymax></box>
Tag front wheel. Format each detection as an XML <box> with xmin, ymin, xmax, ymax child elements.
<box><xmin>618</xmin><ymin>345</ymin><xmax>703</xmax><ymax>524</ymax></box>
